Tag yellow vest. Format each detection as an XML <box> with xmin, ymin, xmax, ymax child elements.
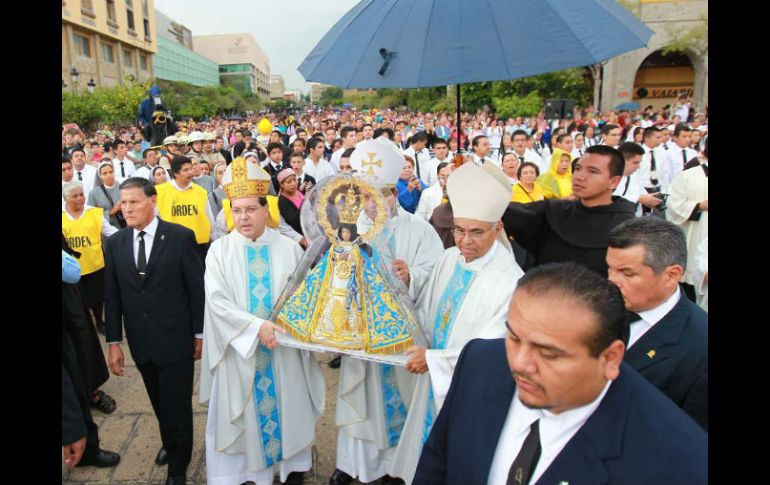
<box><xmin>222</xmin><ymin>196</ymin><xmax>280</xmax><ymax>233</ymax></box>
<box><xmin>156</xmin><ymin>182</ymin><xmax>211</xmax><ymax>244</ymax></box>
<box><xmin>62</xmin><ymin>208</ymin><xmax>105</xmax><ymax>275</ymax></box>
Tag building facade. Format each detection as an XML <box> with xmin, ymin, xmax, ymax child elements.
<box><xmin>153</xmin><ymin>10</ymin><xmax>219</xmax><ymax>87</ymax></box>
<box><xmin>270</xmin><ymin>75</ymin><xmax>286</xmax><ymax>99</ymax></box>
<box><xmin>62</xmin><ymin>0</ymin><xmax>157</xmax><ymax>90</ymax></box>
<box><xmin>193</xmin><ymin>34</ymin><xmax>270</xmax><ymax>99</ymax></box>
<box><xmin>310</xmin><ymin>83</ymin><xmax>334</xmax><ymax>104</ymax></box>
<box><xmin>601</xmin><ymin>0</ymin><xmax>708</xmax><ymax>113</ymax></box>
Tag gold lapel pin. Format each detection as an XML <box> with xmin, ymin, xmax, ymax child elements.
<box><xmin>647</xmin><ymin>350</ymin><xmax>656</xmax><ymax>359</ymax></box>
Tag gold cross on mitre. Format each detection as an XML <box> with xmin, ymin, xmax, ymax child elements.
<box><xmin>361</xmin><ymin>152</ymin><xmax>382</xmax><ymax>175</ymax></box>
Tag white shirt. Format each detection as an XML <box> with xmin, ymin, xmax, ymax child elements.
<box><xmin>627</xmin><ymin>286</ymin><xmax>681</xmax><ymax>348</ymax></box>
<box><xmin>73</xmin><ymin>164</ymin><xmax>98</xmax><ymax>200</ymax></box>
<box><xmin>472</xmin><ymin>152</ymin><xmax>499</xmax><ymax>167</ymax></box>
<box><xmin>637</xmin><ymin>144</ymin><xmax>667</xmax><ymax>190</ymax></box>
<box><xmin>112</xmin><ymin>156</ymin><xmax>137</xmax><ymax>183</ymax></box>
<box><xmin>661</xmin><ymin>146</ymin><xmax>698</xmax><ymax>194</ymax></box>
<box><xmin>613</xmin><ymin>171</ymin><xmax>643</xmax><ymax>204</ymax></box>
<box><xmin>303</xmin><ymin>156</ymin><xmax>336</xmax><ymax>183</ymax></box>
<box><xmin>134</xmin><ymin>164</ymin><xmax>159</xmax><ymax>181</ymax></box>
<box><xmin>487</xmin><ymin>381</ymin><xmax>612</xmax><ymax>485</ymax></box>
<box><xmin>403</xmin><ymin>146</ymin><xmax>437</xmax><ymax>186</ymax></box>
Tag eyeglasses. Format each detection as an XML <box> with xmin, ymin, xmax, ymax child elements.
<box><xmin>231</xmin><ymin>206</ymin><xmax>263</xmax><ymax>217</ymax></box>
<box><xmin>451</xmin><ymin>225</ymin><xmax>495</xmax><ymax>241</ymax></box>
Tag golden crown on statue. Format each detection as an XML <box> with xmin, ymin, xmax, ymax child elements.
<box><xmin>335</xmin><ymin>185</ymin><xmax>363</xmax><ymax>224</ymax></box>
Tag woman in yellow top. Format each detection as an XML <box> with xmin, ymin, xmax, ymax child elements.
<box><xmin>537</xmin><ymin>148</ymin><xmax>574</xmax><ymax>199</ymax></box>
<box><xmin>511</xmin><ymin>162</ymin><xmax>552</xmax><ymax>203</ymax></box>
<box><xmin>61</xmin><ymin>180</ymin><xmax>120</xmax><ymax>413</ymax></box>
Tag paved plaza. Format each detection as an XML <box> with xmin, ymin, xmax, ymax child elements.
<box><xmin>63</xmin><ymin>339</ymin><xmax>356</xmax><ymax>485</ymax></box>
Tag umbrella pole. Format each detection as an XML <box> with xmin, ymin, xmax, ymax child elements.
<box><xmin>456</xmin><ymin>84</ymin><xmax>462</xmax><ymax>158</ymax></box>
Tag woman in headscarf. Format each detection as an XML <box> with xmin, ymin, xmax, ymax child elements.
<box><xmin>537</xmin><ymin>148</ymin><xmax>573</xmax><ymax>199</ymax></box>
<box><xmin>86</xmin><ymin>162</ymin><xmax>126</xmax><ymax>229</ymax></box>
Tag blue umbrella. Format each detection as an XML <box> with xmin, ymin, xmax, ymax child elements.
<box><xmin>342</xmin><ymin>103</ymin><xmax>354</xmax><ymax>109</ymax></box>
<box><xmin>615</xmin><ymin>101</ymin><xmax>641</xmax><ymax>111</ymax></box>
<box><xmin>299</xmin><ymin>0</ymin><xmax>653</xmax><ymax>148</ymax></box>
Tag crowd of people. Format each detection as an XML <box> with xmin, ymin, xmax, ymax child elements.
<box><xmin>62</xmin><ymin>94</ymin><xmax>708</xmax><ymax>485</ymax></box>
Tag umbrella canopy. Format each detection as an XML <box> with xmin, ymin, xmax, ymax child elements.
<box><xmin>615</xmin><ymin>101</ymin><xmax>641</xmax><ymax>111</ymax></box>
<box><xmin>299</xmin><ymin>0</ymin><xmax>653</xmax><ymax>89</ymax></box>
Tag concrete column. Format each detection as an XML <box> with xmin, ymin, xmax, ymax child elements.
<box><xmin>93</xmin><ymin>32</ymin><xmax>102</xmax><ymax>88</ymax></box>
<box><xmin>115</xmin><ymin>40</ymin><xmax>124</xmax><ymax>84</ymax></box>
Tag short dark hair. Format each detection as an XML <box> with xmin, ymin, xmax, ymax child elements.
<box><xmin>608</xmin><ymin>218</ymin><xmax>687</xmax><ymax>273</ymax></box>
<box><xmin>114</xmin><ymin>140</ymin><xmax>126</xmax><ymax>150</ymax></box>
<box><xmin>120</xmin><ymin>176</ymin><xmax>157</xmax><ymax>197</ymax></box>
<box><xmin>436</xmin><ymin>161</ymin><xmax>449</xmax><ymax>174</ymax></box>
<box><xmin>433</xmin><ymin>138</ymin><xmax>448</xmax><ymax>148</ymax></box>
<box><xmin>307</xmin><ymin>137</ymin><xmax>324</xmax><ymax>150</ymax></box>
<box><xmin>515</xmin><ymin>262</ymin><xmax>628</xmax><ymax>356</ymax></box>
<box><xmin>555</xmin><ymin>133</ymin><xmax>571</xmax><ymax>145</ymax></box>
<box><xmin>617</xmin><ymin>142</ymin><xmax>645</xmax><ymax>160</ymax></box>
<box><xmin>471</xmin><ymin>135</ymin><xmax>488</xmax><ymax>147</ymax></box>
<box><xmin>602</xmin><ymin>124</ymin><xmax>620</xmax><ymax>135</ymax></box>
<box><xmin>170</xmin><ymin>155</ymin><xmax>192</xmax><ymax>175</ymax></box>
<box><xmin>673</xmin><ymin>123</ymin><xmax>692</xmax><ymax>137</ymax></box>
<box><xmin>266</xmin><ymin>142</ymin><xmax>284</xmax><ymax>155</ymax></box>
<box><xmin>373</xmin><ymin>127</ymin><xmax>395</xmax><ymax>141</ymax></box>
<box><xmin>340</xmin><ymin>126</ymin><xmax>356</xmax><ymax>139</ymax></box>
<box><xmin>642</xmin><ymin>127</ymin><xmax>660</xmax><ymax>140</ymax></box>
<box><xmin>290</xmin><ymin>152</ymin><xmax>304</xmax><ymax>161</ymax></box>
<box><xmin>511</xmin><ymin>129</ymin><xmax>529</xmax><ymax>140</ymax></box>
<box><xmin>516</xmin><ymin>161</ymin><xmax>540</xmax><ymax>179</ymax></box>
<box><xmin>410</xmin><ymin>132</ymin><xmax>428</xmax><ymax>145</ymax></box>
<box><xmin>103</xmin><ymin>141</ymin><xmax>113</xmax><ymax>151</ymax></box>
<box><xmin>62</xmin><ymin>158</ymin><xmax>73</xmax><ymax>166</ymax></box>
<box><xmin>69</xmin><ymin>147</ymin><xmax>86</xmax><ymax>157</ymax></box>
<box><xmin>292</xmin><ymin>137</ymin><xmax>306</xmax><ymax>146</ymax></box>
<box><xmin>585</xmin><ymin>145</ymin><xmax>624</xmax><ymax>178</ymax></box>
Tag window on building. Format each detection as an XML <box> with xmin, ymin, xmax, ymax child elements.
<box><xmin>143</xmin><ymin>18</ymin><xmax>150</xmax><ymax>39</ymax></box>
<box><xmin>74</xmin><ymin>33</ymin><xmax>91</xmax><ymax>57</ymax></box>
<box><xmin>126</xmin><ymin>0</ymin><xmax>135</xmax><ymax>31</ymax></box>
<box><xmin>140</xmin><ymin>53</ymin><xmax>148</xmax><ymax>71</ymax></box>
<box><xmin>106</xmin><ymin>0</ymin><xmax>116</xmax><ymax>22</ymax></box>
<box><xmin>123</xmin><ymin>49</ymin><xmax>133</xmax><ymax>67</ymax></box>
<box><xmin>101</xmin><ymin>43</ymin><xmax>114</xmax><ymax>63</ymax></box>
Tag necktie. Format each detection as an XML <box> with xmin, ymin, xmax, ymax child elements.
<box><xmin>682</xmin><ymin>149</ymin><xmax>687</xmax><ymax>169</ymax></box>
<box><xmin>77</xmin><ymin>171</ymin><xmax>82</xmax><ymax>181</ymax></box>
<box><xmin>414</xmin><ymin>151</ymin><xmax>422</xmax><ymax>180</ymax></box>
<box><xmin>626</xmin><ymin>310</ymin><xmax>642</xmax><ymax>324</ymax></box>
<box><xmin>622</xmin><ymin>176</ymin><xmax>631</xmax><ymax>196</ymax></box>
<box><xmin>137</xmin><ymin>231</ymin><xmax>147</xmax><ymax>280</ymax></box>
<box><xmin>120</xmin><ymin>161</ymin><xmax>126</xmax><ymax>177</ymax></box>
<box><xmin>649</xmin><ymin>151</ymin><xmax>658</xmax><ymax>185</ymax></box>
<box><xmin>506</xmin><ymin>419</ymin><xmax>541</xmax><ymax>485</ymax></box>
<box><xmin>518</xmin><ymin>156</ymin><xmax>525</xmax><ymax>164</ymax></box>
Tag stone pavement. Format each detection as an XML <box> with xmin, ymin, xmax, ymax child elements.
<box><xmin>63</xmin><ymin>339</ymin><xmax>366</xmax><ymax>485</ymax></box>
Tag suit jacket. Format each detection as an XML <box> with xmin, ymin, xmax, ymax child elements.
<box><xmin>264</xmin><ymin>161</ymin><xmax>288</xmax><ymax>192</ymax></box>
<box><xmin>414</xmin><ymin>339</ymin><xmax>707</xmax><ymax>485</ymax></box>
<box><xmin>104</xmin><ymin>218</ymin><xmax>205</xmax><ymax>365</ymax></box>
<box><xmin>625</xmin><ymin>293</ymin><xmax>708</xmax><ymax>430</ymax></box>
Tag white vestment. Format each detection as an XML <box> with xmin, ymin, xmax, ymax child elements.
<box><xmin>666</xmin><ymin>165</ymin><xmax>708</xmax><ymax>287</ymax></box>
<box><xmin>336</xmin><ymin>207</ymin><xmax>444</xmax><ymax>482</ymax></box>
<box><xmin>199</xmin><ymin>229</ymin><xmax>326</xmax><ymax>485</ymax></box>
<box><xmin>389</xmin><ymin>242</ymin><xmax>523</xmax><ymax>484</ymax></box>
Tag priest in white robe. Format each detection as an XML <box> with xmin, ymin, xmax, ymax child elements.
<box><xmin>199</xmin><ymin>157</ymin><xmax>326</xmax><ymax>485</ymax></box>
<box><xmin>331</xmin><ymin>144</ymin><xmax>445</xmax><ymax>485</ymax></box>
<box><xmin>389</xmin><ymin>162</ymin><xmax>524</xmax><ymax>484</ymax></box>
<box><xmin>666</xmin><ymin>157</ymin><xmax>708</xmax><ymax>301</ymax></box>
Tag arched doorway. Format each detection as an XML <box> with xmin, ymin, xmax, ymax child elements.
<box><xmin>633</xmin><ymin>50</ymin><xmax>694</xmax><ymax>111</ymax></box>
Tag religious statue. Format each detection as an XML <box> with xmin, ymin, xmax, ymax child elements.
<box><xmin>275</xmin><ymin>176</ymin><xmax>419</xmax><ymax>356</ymax></box>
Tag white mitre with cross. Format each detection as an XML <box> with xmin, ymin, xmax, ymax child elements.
<box><xmin>349</xmin><ymin>138</ymin><xmax>405</xmax><ymax>188</ymax></box>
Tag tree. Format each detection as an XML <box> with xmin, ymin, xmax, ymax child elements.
<box><xmin>319</xmin><ymin>86</ymin><xmax>344</xmax><ymax>105</ymax></box>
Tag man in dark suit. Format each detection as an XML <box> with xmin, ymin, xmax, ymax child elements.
<box><xmin>105</xmin><ymin>177</ymin><xmax>205</xmax><ymax>485</ymax></box>
<box><xmin>263</xmin><ymin>142</ymin><xmax>288</xmax><ymax>192</ymax></box>
<box><xmin>607</xmin><ymin>217</ymin><xmax>708</xmax><ymax>430</ymax></box>
<box><xmin>414</xmin><ymin>262</ymin><xmax>706</xmax><ymax>485</ymax></box>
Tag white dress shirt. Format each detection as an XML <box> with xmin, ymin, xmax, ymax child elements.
<box><xmin>637</xmin><ymin>144</ymin><xmax>668</xmax><ymax>191</ymax></box>
<box><xmin>613</xmin><ymin>171</ymin><xmax>643</xmax><ymax>204</ymax></box>
<box><xmin>133</xmin><ymin>164</ymin><xmax>158</xmax><ymax>181</ymax></box>
<box><xmin>73</xmin><ymin>164</ymin><xmax>99</xmax><ymax>200</ymax></box>
<box><xmin>112</xmin><ymin>156</ymin><xmax>137</xmax><ymax>183</ymax></box>
<box><xmin>303</xmin><ymin>156</ymin><xmax>336</xmax><ymax>183</ymax></box>
<box><xmin>487</xmin><ymin>381</ymin><xmax>611</xmax><ymax>485</ymax></box>
<box><xmin>472</xmin><ymin>152</ymin><xmax>500</xmax><ymax>167</ymax></box>
<box><xmin>627</xmin><ymin>286</ymin><xmax>681</xmax><ymax>349</ymax></box>
<box><xmin>661</xmin><ymin>146</ymin><xmax>698</xmax><ymax>194</ymax></box>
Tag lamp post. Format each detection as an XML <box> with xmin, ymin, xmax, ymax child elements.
<box><xmin>70</xmin><ymin>67</ymin><xmax>79</xmax><ymax>92</ymax></box>
<box><xmin>87</xmin><ymin>78</ymin><xmax>96</xmax><ymax>94</ymax></box>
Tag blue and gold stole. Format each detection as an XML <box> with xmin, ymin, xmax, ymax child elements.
<box><xmin>421</xmin><ymin>262</ymin><xmax>476</xmax><ymax>445</ymax></box>
<box><xmin>247</xmin><ymin>245</ymin><xmax>283</xmax><ymax>466</ymax></box>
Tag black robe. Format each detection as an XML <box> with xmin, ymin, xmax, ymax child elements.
<box><xmin>502</xmin><ymin>196</ymin><xmax>636</xmax><ymax>276</ymax></box>
<box><xmin>278</xmin><ymin>194</ymin><xmax>303</xmax><ymax>235</ymax></box>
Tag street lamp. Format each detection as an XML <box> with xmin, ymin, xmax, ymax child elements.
<box><xmin>70</xmin><ymin>67</ymin><xmax>79</xmax><ymax>85</ymax></box>
<box><xmin>87</xmin><ymin>78</ymin><xmax>96</xmax><ymax>93</ymax></box>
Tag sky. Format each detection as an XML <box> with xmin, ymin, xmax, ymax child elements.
<box><xmin>154</xmin><ymin>0</ymin><xmax>360</xmax><ymax>93</ymax></box>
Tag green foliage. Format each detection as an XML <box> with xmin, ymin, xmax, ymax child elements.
<box><xmin>319</xmin><ymin>86</ymin><xmax>344</xmax><ymax>105</ymax></box>
<box><xmin>62</xmin><ymin>79</ymin><xmax>271</xmax><ymax>129</ymax></box>
<box><xmin>492</xmin><ymin>91</ymin><xmax>543</xmax><ymax>119</ymax></box>
<box><xmin>662</xmin><ymin>16</ymin><xmax>708</xmax><ymax>56</ymax></box>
